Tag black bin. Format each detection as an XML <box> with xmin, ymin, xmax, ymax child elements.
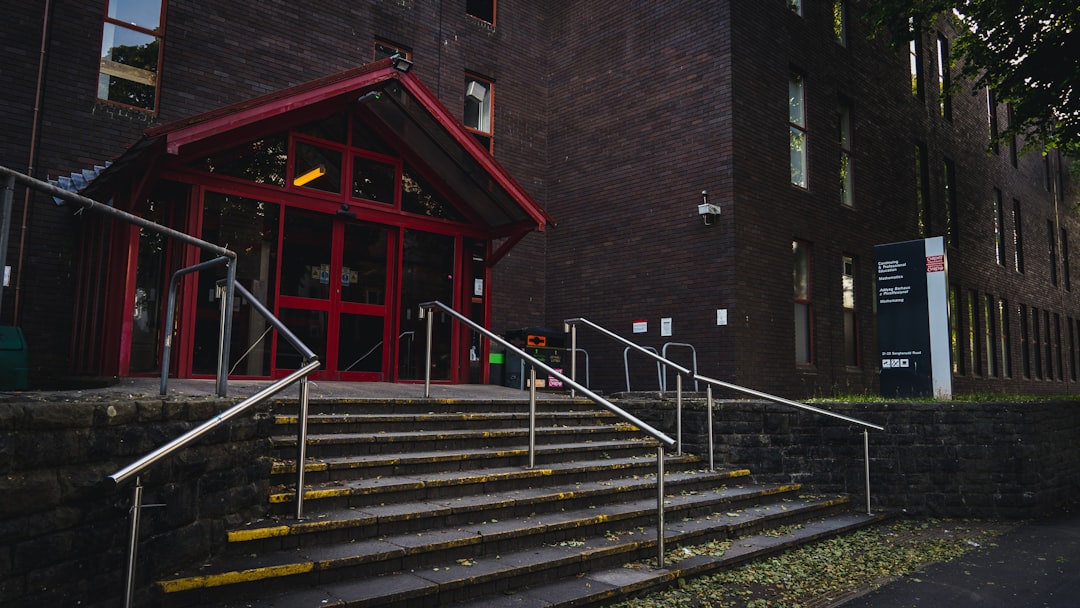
<box><xmin>503</xmin><ymin>327</ymin><xmax>568</xmax><ymax>390</ymax></box>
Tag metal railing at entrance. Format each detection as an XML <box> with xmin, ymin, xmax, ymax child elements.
<box><xmin>563</xmin><ymin>316</ymin><xmax>884</xmax><ymax>516</ymax></box>
<box><xmin>418</xmin><ymin>300</ymin><xmax>676</xmax><ymax>567</ymax></box>
<box><xmin>0</xmin><ymin>166</ymin><xmax>322</xmax><ymax>608</ymax></box>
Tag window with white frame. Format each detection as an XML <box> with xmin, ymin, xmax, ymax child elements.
<box><xmin>97</xmin><ymin>0</ymin><xmax>164</xmax><ymax>112</ymax></box>
<box><xmin>832</xmin><ymin>1</ymin><xmax>847</xmax><ymax>46</ymax></box>
<box><xmin>936</xmin><ymin>34</ymin><xmax>952</xmax><ymax>120</ymax></box>
<box><xmin>993</xmin><ymin>188</ymin><xmax>1006</xmax><ymax>267</ymax></box>
<box><xmin>794</xmin><ymin>240</ymin><xmax>813</xmax><ymax>365</ymax></box>
<box><xmin>842</xmin><ymin>255</ymin><xmax>858</xmax><ymax>366</ymax></box>
<box><xmin>464</xmin><ymin>75</ymin><xmax>493</xmax><ymax>151</ymax></box>
<box><xmin>374</xmin><ymin>40</ymin><xmax>409</xmax><ymax>62</ymax></box>
<box><xmin>909</xmin><ymin>27</ymin><xmax>924</xmax><ymax>98</ymax></box>
<box><xmin>838</xmin><ymin>99</ymin><xmax>853</xmax><ymax>206</ymax></box>
<box><xmin>789</xmin><ymin>71</ymin><xmax>808</xmax><ymax>189</ymax></box>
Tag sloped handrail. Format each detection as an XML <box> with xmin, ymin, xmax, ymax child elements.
<box><xmin>564</xmin><ymin>316</ymin><xmax>883</xmax><ymax>515</ymax></box>
<box><xmin>418</xmin><ymin>300</ymin><xmax>674</xmax><ymax>567</ymax></box>
<box><xmin>0</xmin><ymin>166</ymin><xmax>324</xmax><ymax>607</ymax></box>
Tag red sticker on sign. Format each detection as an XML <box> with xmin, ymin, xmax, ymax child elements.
<box><xmin>926</xmin><ymin>255</ymin><xmax>945</xmax><ymax>272</ymax></box>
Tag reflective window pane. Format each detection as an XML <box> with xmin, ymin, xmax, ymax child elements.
<box><xmin>338</xmin><ymin>314</ymin><xmax>385</xmax><ymax>373</ymax></box>
<box><xmin>293</xmin><ymin>141</ymin><xmax>342</xmax><ymax>194</ymax></box>
<box><xmin>107</xmin><ymin>0</ymin><xmax>161</xmax><ymax>30</ymax></box>
<box><xmin>352</xmin><ymin>156</ymin><xmax>397</xmax><ymax>204</ymax></box>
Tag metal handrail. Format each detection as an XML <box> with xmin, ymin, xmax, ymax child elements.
<box><xmin>661</xmin><ymin>342</ymin><xmax>699</xmax><ymax>392</ymax></box>
<box><xmin>0</xmin><ymin>167</ymin><xmax>323</xmax><ymax>607</ymax></box>
<box><xmin>566</xmin><ymin>318</ymin><xmax>690</xmax><ymax>454</ymax></box>
<box><xmin>564</xmin><ymin>316</ymin><xmax>883</xmax><ymax>515</ymax></box>
<box><xmin>623</xmin><ymin>345</ymin><xmax>663</xmax><ymax>393</ymax></box>
<box><xmin>0</xmin><ymin>165</ymin><xmax>241</xmax><ymax>397</ymax></box>
<box><xmin>108</xmin><ymin>360</ymin><xmax>318</xmax><ymax>607</ymax></box>
<box><xmin>419</xmin><ymin>300</ymin><xmax>674</xmax><ymax>567</ymax></box>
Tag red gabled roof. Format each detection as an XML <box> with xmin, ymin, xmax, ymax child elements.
<box><xmin>143</xmin><ymin>58</ymin><xmax>554</xmax><ymax>233</ymax></box>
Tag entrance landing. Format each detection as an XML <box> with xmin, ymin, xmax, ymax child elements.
<box><xmin>3</xmin><ymin>378</ymin><xmax>568</xmax><ymax>403</ymax></box>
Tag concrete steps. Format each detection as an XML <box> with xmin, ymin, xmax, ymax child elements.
<box><xmin>152</xmin><ymin>398</ymin><xmax>887</xmax><ymax>607</ymax></box>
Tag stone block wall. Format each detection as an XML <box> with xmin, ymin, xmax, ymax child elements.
<box><xmin>619</xmin><ymin>395</ymin><xmax>1080</xmax><ymax>519</ymax></box>
<box><xmin>0</xmin><ymin>393</ymin><xmax>275</xmax><ymax>608</ymax></box>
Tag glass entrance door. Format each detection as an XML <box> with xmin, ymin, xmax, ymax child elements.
<box><xmin>276</xmin><ymin>208</ymin><xmax>393</xmax><ymax>380</ymax></box>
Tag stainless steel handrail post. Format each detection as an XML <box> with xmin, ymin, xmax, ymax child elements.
<box><xmin>296</xmin><ymin>372</ymin><xmax>312</xmax><ymax>519</ymax></box>
<box><xmin>422</xmin><ymin>306</ymin><xmax>434</xmax><ymax>398</ymax></box>
<box><xmin>528</xmin><ymin>366</ymin><xmax>537</xmax><ymax>469</ymax></box>
<box><xmin>122</xmin><ymin>477</ymin><xmax>144</xmax><ymax>608</ymax></box>
<box><xmin>864</xmin><ymin>429</ymin><xmax>871</xmax><ymax>516</ymax></box>
<box><xmin>421</xmin><ymin>303</ymin><xmax>673</xmax><ymax>446</ymax></box>
<box><xmin>706</xmin><ymin>385</ymin><xmax>715</xmax><ymax>471</ymax></box>
<box><xmin>567</xmin><ymin>322</ymin><xmax>578</xmax><ymax>399</ymax></box>
<box><xmin>160</xmin><ymin>257</ymin><xmax>230</xmax><ymax>396</ymax></box>
<box><xmin>110</xmin><ymin>361</ymin><xmax>321</xmax><ymax>487</ymax></box>
<box><xmin>675</xmin><ymin>374</ymin><xmax>682</xmax><ymax>456</ymax></box>
<box><xmin>656</xmin><ymin>446</ymin><xmax>665</xmax><ymax>568</ymax></box>
<box><xmin>216</xmin><ymin>262</ymin><xmax>237</xmax><ymax>397</ymax></box>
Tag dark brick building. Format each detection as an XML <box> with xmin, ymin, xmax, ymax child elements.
<box><xmin>1</xmin><ymin>0</ymin><xmax>1077</xmax><ymax>398</ymax></box>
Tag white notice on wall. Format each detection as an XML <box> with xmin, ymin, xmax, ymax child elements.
<box><xmin>3</xmin><ymin>266</ymin><xmax>8</xmax><ymax>287</ymax></box>
<box><xmin>632</xmin><ymin>319</ymin><xmax>647</xmax><ymax>334</ymax></box>
<box><xmin>660</xmin><ymin>317</ymin><xmax>672</xmax><ymax>337</ymax></box>
<box><xmin>716</xmin><ymin>309</ymin><xmax>728</xmax><ymax>326</ymax></box>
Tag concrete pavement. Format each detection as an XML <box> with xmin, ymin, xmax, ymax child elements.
<box><xmin>839</xmin><ymin>509</ymin><xmax>1080</xmax><ymax>607</ymax></box>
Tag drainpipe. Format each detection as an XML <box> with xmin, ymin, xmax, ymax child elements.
<box><xmin>11</xmin><ymin>0</ymin><xmax>53</xmax><ymax>325</ymax></box>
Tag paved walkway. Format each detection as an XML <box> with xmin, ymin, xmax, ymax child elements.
<box><xmin>839</xmin><ymin>509</ymin><xmax>1080</xmax><ymax>607</ymax></box>
<box><xmin>3</xmin><ymin>377</ymin><xmax>566</xmax><ymax>402</ymax></box>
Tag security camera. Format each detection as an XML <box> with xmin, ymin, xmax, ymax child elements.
<box><xmin>697</xmin><ymin>190</ymin><xmax>720</xmax><ymax>225</ymax></box>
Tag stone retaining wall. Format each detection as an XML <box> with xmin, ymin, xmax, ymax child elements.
<box><xmin>3</xmin><ymin>392</ymin><xmax>1078</xmax><ymax>607</ymax></box>
<box><xmin>618</xmin><ymin>397</ymin><xmax>1080</xmax><ymax>519</ymax></box>
<box><xmin>0</xmin><ymin>394</ymin><xmax>274</xmax><ymax>608</ymax></box>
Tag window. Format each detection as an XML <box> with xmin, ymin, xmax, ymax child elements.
<box><xmin>1070</xmin><ymin>317</ymin><xmax>1079</xmax><ymax>381</ymax></box>
<box><xmin>1019</xmin><ymin>304</ymin><xmax>1031</xmax><ymax>378</ymax></box>
<box><xmin>999</xmin><ymin>299</ymin><xmax>1012</xmax><ymax>378</ymax></box>
<box><xmin>936</xmin><ymin>35</ymin><xmax>952</xmax><ymax>120</ymax></box>
<box><xmin>1044</xmin><ymin>311</ymin><xmax>1055</xmax><ymax>380</ymax></box>
<box><xmin>1007</xmin><ymin>105</ymin><xmax>1018</xmax><ymax>166</ymax></box>
<box><xmin>950</xmin><ymin>286</ymin><xmax>962</xmax><ymax>374</ymax></box>
<box><xmin>1049</xmin><ymin>220</ymin><xmax>1059</xmax><ymax>286</ymax></box>
<box><xmin>788</xmin><ymin>0</ymin><xmax>803</xmax><ymax>16</ymax></box>
<box><xmin>993</xmin><ymin>188</ymin><xmax>1006</xmax><ymax>267</ymax></box>
<box><xmin>794</xmin><ymin>240</ymin><xmax>813</xmax><ymax>365</ymax></box>
<box><xmin>838</xmin><ymin>99</ymin><xmax>853</xmax><ymax>206</ymax></box>
<box><xmin>967</xmin><ymin>290</ymin><xmax>981</xmax><ymax>375</ymax></box>
<box><xmin>789</xmin><ymin>72</ymin><xmax>808</xmax><ymax>189</ymax></box>
<box><xmin>97</xmin><ymin>0</ymin><xmax>164</xmax><ymax>112</ymax></box>
<box><xmin>832</xmin><ymin>1</ymin><xmax>847</xmax><ymax>46</ymax></box>
<box><xmin>909</xmin><ymin>32</ymin><xmax>924</xmax><ymax>98</ymax></box>
<box><xmin>1013</xmin><ymin>199</ymin><xmax>1025</xmax><ymax>273</ymax></box>
<box><xmin>1032</xmin><ymin>306</ymin><xmax>1043</xmax><ymax>379</ymax></box>
<box><xmin>1062</xmin><ymin>229</ymin><xmax>1071</xmax><ymax>291</ymax></box>
<box><xmin>466</xmin><ymin>0</ymin><xmax>495</xmax><ymax>25</ymax></box>
<box><xmin>943</xmin><ymin>158</ymin><xmax>958</xmax><ymax>247</ymax></box>
<box><xmin>464</xmin><ymin>75</ymin><xmax>493</xmax><ymax>151</ymax></box>
<box><xmin>842</xmin><ymin>255</ymin><xmax>858</xmax><ymax>366</ymax></box>
<box><xmin>914</xmin><ymin>142</ymin><xmax>929</xmax><ymax>236</ymax></box>
<box><xmin>984</xmin><ymin>294</ymin><xmax>997</xmax><ymax>377</ymax></box>
<box><xmin>374</xmin><ymin>40</ymin><xmax>409</xmax><ymax>61</ymax></box>
<box><xmin>1054</xmin><ymin>313</ymin><xmax>1063</xmax><ymax>380</ymax></box>
<box><xmin>986</xmin><ymin>89</ymin><xmax>999</xmax><ymax>153</ymax></box>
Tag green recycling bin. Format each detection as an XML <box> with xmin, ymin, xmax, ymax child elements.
<box><xmin>0</xmin><ymin>326</ymin><xmax>29</xmax><ymax>390</ymax></box>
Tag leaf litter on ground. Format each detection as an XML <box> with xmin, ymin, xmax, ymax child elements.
<box><xmin>611</xmin><ymin>517</ymin><xmax>1017</xmax><ymax>608</ymax></box>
